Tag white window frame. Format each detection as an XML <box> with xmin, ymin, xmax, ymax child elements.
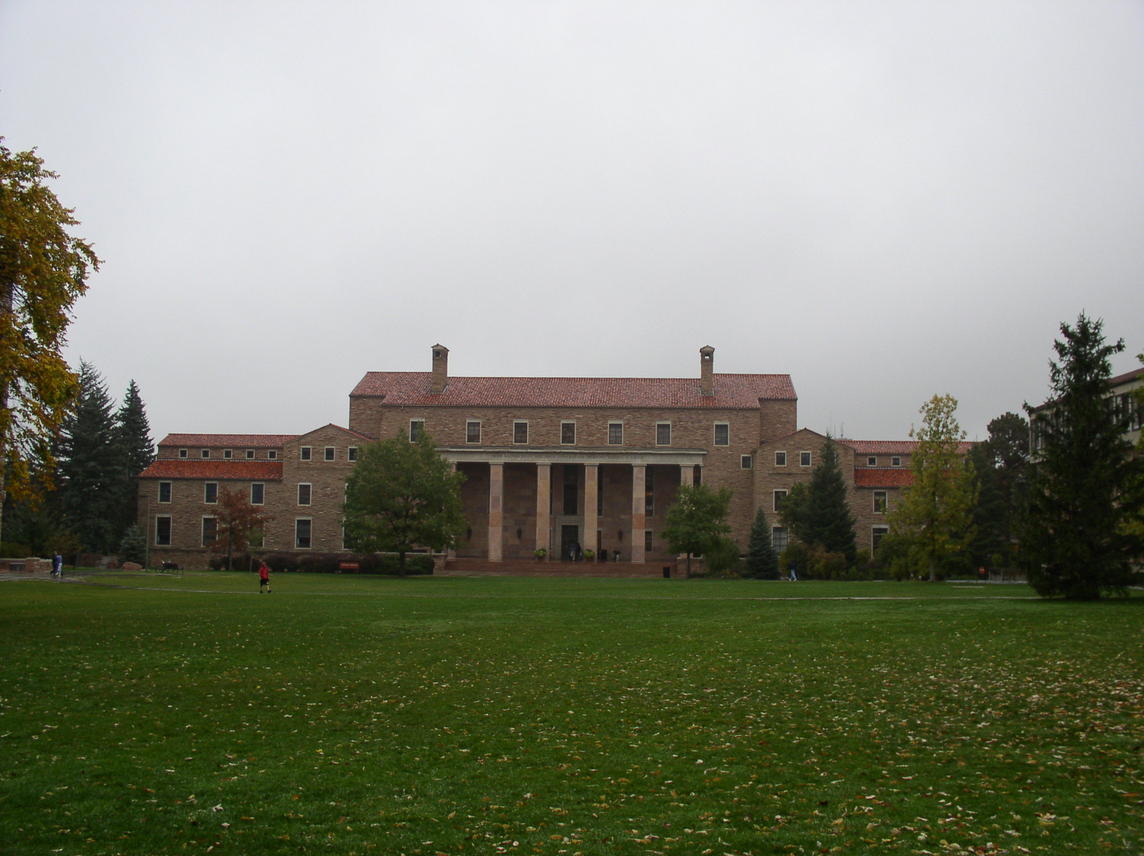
<box><xmin>155</xmin><ymin>515</ymin><xmax>172</xmax><ymax>546</ymax></box>
<box><xmin>867</xmin><ymin>456</ymin><xmax>877</xmax><ymax>466</ymax></box>
<box><xmin>201</xmin><ymin>449</ymin><xmax>210</xmax><ymax>459</ymax></box>
<box><xmin>158</xmin><ymin>481</ymin><xmax>172</xmax><ymax>504</ymax></box>
<box><xmin>656</xmin><ymin>422</ymin><xmax>671</xmax><ymax>446</ymax></box>
<box><xmin>873</xmin><ymin>490</ymin><xmax>887</xmax><ymax>514</ymax></box>
<box><xmin>713</xmin><ymin>422</ymin><xmax>730</xmax><ymax>446</ymax></box>
<box><xmin>891</xmin><ymin>456</ymin><xmax>902</xmax><ymax>468</ymax></box>
<box><xmin>245</xmin><ymin>449</ymin><xmax>255</xmax><ymax>460</ymax></box>
<box><xmin>773</xmin><ymin>489</ymin><xmax>788</xmax><ymax>512</ymax></box>
<box><xmin>466</xmin><ymin>420</ymin><xmax>481</xmax><ymax>444</ymax></box>
<box><xmin>513</xmin><ymin>420</ymin><xmax>529</xmax><ymax>444</ymax></box>
<box><xmin>608</xmin><ymin>422</ymin><xmax>624</xmax><ymax>445</ymax></box>
<box><xmin>775</xmin><ymin>450</ymin><xmax>787</xmax><ymax>467</ymax></box>
<box><xmin>300</xmin><ymin>446</ymin><xmax>312</xmax><ymax>461</ymax></box>
<box><xmin>560</xmin><ymin>421</ymin><xmax>576</xmax><ymax>445</ymax></box>
<box><xmin>741</xmin><ymin>455</ymin><xmax>753</xmax><ymax>469</ymax></box>
<box><xmin>799</xmin><ymin>451</ymin><xmax>812</xmax><ymax>467</ymax></box>
<box><xmin>179</xmin><ymin>448</ymin><xmax>188</xmax><ymax>459</ymax></box>
<box><xmin>201</xmin><ymin>516</ymin><xmax>217</xmax><ymax>548</ymax></box>
<box><xmin>251</xmin><ymin>482</ymin><xmax>265</xmax><ymax>506</ymax></box>
<box><xmin>297</xmin><ymin>483</ymin><xmax>312</xmax><ymax>506</ymax></box>
<box><xmin>268</xmin><ymin>450</ymin><xmax>278</xmax><ymax>460</ymax></box>
<box><xmin>204</xmin><ymin>482</ymin><xmax>218</xmax><ymax>504</ymax></box>
<box><xmin>347</xmin><ymin>446</ymin><xmax>358</xmax><ymax>462</ymax></box>
<box><xmin>324</xmin><ymin>446</ymin><xmax>336</xmax><ymax>462</ymax></box>
<box><xmin>295</xmin><ymin>518</ymin><xmax>312</xmax><ymax>550</ymax></box>
<box><xmin>223</xmin><ymin>449</ymin><xmax>233</xmax><ymax>460</ymax></box>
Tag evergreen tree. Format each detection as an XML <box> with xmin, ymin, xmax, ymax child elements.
<box><xmin>888</xmin><ymin>395</ymin><xmax>977</xmax><ymax>581</ymax></box>
<box><xmin>55</xmin><ymin>361</ymin><xmax>123</xmax><ymax>552</ymax></box>
<box><xmin>112</xmin><ymin>379</ymin><xmax>154</xmax><ymax>537</ymax></box>
<box><xmin>1021</xmin><ymin>314</ymin><xmax>1144</xmax><ymax>599</ymax></box>
<box><xmin>118</xmin><ymin>523</ymin><xmax>147</xmax><ymax>565</ymax></box>
<box><xmin>778</xmin><ymin>436</ymin><xmax>857</xmax><ymax>562</ymax></box>
<box><xmin>969</xmin><ymin>412</ymin><xmax>1029</xmax><ymax>570</ymax></box>
<box><xmin>744</xmin><ymin>507</ymin><xmax>779</xmax><ymax>579</ymax></box>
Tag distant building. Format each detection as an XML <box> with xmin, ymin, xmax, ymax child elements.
<box><xmin>1030</xmin><ymin>365</ymin><xmax>1144</xmax><ymax>454</ymax></box>
<box><xmin>137</xmin><ymin>346</ymin><xmax>951</xmax><ymax>570</ymax></box>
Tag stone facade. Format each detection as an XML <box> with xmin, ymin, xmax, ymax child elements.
<box><xmin>137</xmin><ymin>345</ymin><xmax>942</xmax><ymax>568</ymax></box>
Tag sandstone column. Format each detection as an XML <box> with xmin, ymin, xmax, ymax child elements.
<box><xmin>631</xmin><ymin>464</ymin><xmax>646</xmax><ymax>563</ymax></box>
<box><xmin>488</xmin><ymin>462</ymin><xmax>504</xmax><ymax>562</ymax></box>
<box><xmin>583</xmin><ymin>464</ymin><xmax>598</xmax><ymax>555</ymax></box>
<box><xmin>535</xmin><ymin>462</ymin><xmax>551</xmax><ymax>558</ymax></box>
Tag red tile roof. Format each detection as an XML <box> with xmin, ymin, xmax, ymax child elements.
<box><xmin>350</xmin><ymin>372</ymin><xmax>796</xmax><ymax>409</ymax></box>
<box><xmin>854</xmin><ymin>469</ymin><xmax>915</xmax><ymax>488</ymax></box>
<box><xmin>139</xmin><ymin>460</ymin><xmax>283</xmax><ymax>481</ymax></box>
<box><xmin>159</xmin><ymin>433</ymin><xmax>298</xmax><ymax>448</ymax></box>
<box><xmin>1109</xmin><ymin>366</ymin><xmax>1144</xmax><ymax>387</ymax></box>
<box><xmin>841</xmin><ymin>439</ymin><xmax>975</xmax><ymax>455</ymax></box>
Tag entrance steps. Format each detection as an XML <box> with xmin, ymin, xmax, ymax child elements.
<box><xmin>439</xmin><ymin>557</ymin><xmax>685</xmax><ymax>579</ymax></box>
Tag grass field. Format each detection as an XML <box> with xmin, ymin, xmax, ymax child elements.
<box><xmin>1</xmin><ymin>573</ymin><xmax>1140</xmax><ymax>855</ymax></box>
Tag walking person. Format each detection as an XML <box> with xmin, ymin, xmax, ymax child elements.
<box><xmin>52</xmin><ymin>552</ymin><xmax>63</xmax><ymax>579</ymax></box>
<box><xmin>258</xmin><ymin>560</ymin><xmax>271</xmax><ymax>594</ymax></box>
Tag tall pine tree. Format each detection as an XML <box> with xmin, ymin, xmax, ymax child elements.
<box><xmin>778</xmin><ymin>436</ymin><xmax>857</xmax><ymax>563</ymax></box>
<box><xmin>744</xmin><ymin>507</ymin><xmax>780</xmax><ymax>579</ymax></box>
<box><xmin>56</xmin><ymin>361</ymin><xmax>123</xmax><ymax>553</ymax></box>
<box><xmin>969</xmin><ymin>412</ymin><xmax>1029</xmax><ymax>570</ymax></box>
<box><xmin>113</xmin><ymin>379</ymin><xmax>153</xmax><ymax>537</ymax></box>
<box><xmin>1021</xmin><ymin>314</ymin><xmax>1144</xmax><ymax>599</ymax></box>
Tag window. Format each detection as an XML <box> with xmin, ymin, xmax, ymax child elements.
<box><xmin>799</xmin><ymin>451</ymin><xmax>812</xmax><ymax>467</ymax></box>
<box><xmin>714</xmin><ymin>423</ymin><xmax>730</xmax><ymax>446</ymax></box>
<box><xmin>891</xmin><ymin>456</ymin><xmax>902</xmax><ymax>468</ymax></box>
<box><xmin>513</xmin><ymin>421</ymin><xmax>528</xmax><ymax>444</ymax></box>
<box><xmin>268</xmin><ymin>450</ymin><xmax>278</xmax><ymax>460</ymax></box>
<box><xmin>347</xmin><ymin>446</ymin><xmax>358</xmax><ymax>462</ymax></box>
<box><xmin>158</xmin><ymin>481</ymin><xmax>172</xmax><ymax>503</ymax></box>
<box><xmin>562</xmin><ymin>467</ymin><xmax>577</xmax><ymax>515</ymax></box>
<box><xmin>608</xmin><ymin>422</ymin><xmax>623</xmax><ymax>445</ymax></box>
<box><xmin>872</xmin><ymin>526</ymin><xmax>889</xmax><ymax>554</ymax></box>
<box><xmin>466</xmin><ymin>421</ymin><xmax>481</xmax><ymax>443</ymax></box>
<box><xmin>204</xmin><ymin>482</ymin><xmax>218</xmax><ymax>504</ymax></box>
<box><xmin>324</xmin><ymin>446</ymin><xmax>335</xmax><ymax>461</ymax></box>
<box><xmin>155</xmin><ymin>515</ymin><xmax>172</xmax><ymax>546</ymax></box>
<box><xmin>298</xmin><ymin>483</ymin><xmax>312</xmax><ymax>506</ymax></box>
<box><xmin>179</xmin><ymin>448</ymin><xmax>188</xmax><ymax>459</ymax></box>
<box><xmin>295</xmin><ymin>519</ymin><xmax>312</xmax><ymax>549</ymax></box>
<box><xmin>201</xmin><ymin>449</ymin><xmax>210</xmax><ymax>459</ymax></box>
<box><xmin>201</xmin><ymin>517</ymin><xmax>217</xmax><ymax>547</ymax></box>
<box><xmin>409</xmin><ymin>420</ymin><xmax>425</xmax><ymax>442</ymax></box>
<box><xmin>251</xmin><ymin>483</ymin><xmax>265</xmax><ymax>505</ymax></box>
<box><xmin>741</xmin><ymin>455</ymin><xmax>753</xmax><ymax>469</ymax></box>
<box><xmin>773</xmin><ymin>489</ymin><xmax>788</xmax><ymax>512</ymax></box>
<box><xmin>644</xmin><ymin>529</ymin><xmax>653</xmax><ymax>552</ymax></box>
<box><xmin>246</xmin><ymin>449</ymin><xmax>255</xmax><ymax>460</ymax></box>
<box><xmin>873</xmin><ymin>490</ymin><xmax>887</xmax><ymax>514</ymax></box>
<box><xmin>656</xmin><ymin>422</ymin><xmax>671</xmax><ymax>446</ymax></box>
<box><xmin>300</xmin><ymin>446</ymin><xmax>312</xmax><ymax>461</ymax></box>
<box><xmin>771</xmin><ymin>526</ymin><xmax>789</xmax><ymax>552</ymax></box>
<box><xmin>561</xmin><ymin>421</ymin><xmax>576</xmax><ymax>445</ymax></box>
<box><xmin>775</xmin><ymin>451</ymin><xmax>787</xmax><ymax>467</ymax></box>
<box><xmin>867</xmin><ymin>456</ymin><xmax>877</xmax><ymax>466</ymax></box>
<box><xmin>223</xmin><ymin>449</ymin><xmax>233</xmax><ymax>460</ymax></box>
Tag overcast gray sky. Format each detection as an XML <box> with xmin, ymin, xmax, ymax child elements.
<box><xmin>2</xmin><ymin>0</ymin><xmax>1141</xmax><ymax>446</ymax></box>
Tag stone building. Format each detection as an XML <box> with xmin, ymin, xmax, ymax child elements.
<box><xmin>137</xmin><ymin>346</ymin><xmax>938</xmax><ymax>570</ymax></box>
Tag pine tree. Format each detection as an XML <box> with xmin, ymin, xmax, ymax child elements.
<box><xmin>888</xmin><ymin>395</ymin><xmax>977</xmax><ymax>581</ymax></box>
<box><xmin>745</xmin><ymin>507</ymin><xmax>779</xmax><ymax>579</ymax></box>
<box><xmin>778</xmin><ymin>436</ymin><xmax>857</xmax><ymax>563</ymax></box>
<box><xmin>969</xmin><ymin>412</ymin><xmax>1029</xmax><ymax>570</ymax></box>
<box><xmin>1021</xmin><ymin>314</ymin><xmax>1144</xmax><ymax>599</ymax></box>
<box><xmin>113</xmin><ymin>379</ymin><xmax>154</xmax><ymax>537</ymax></box>
<box><xmin>56</xmin><ymin>361</ymin><xmax>123</xmax><ymax>553</ymax></box>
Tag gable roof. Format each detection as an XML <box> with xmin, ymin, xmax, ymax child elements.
<box><xmin>295</xmin><ymin>423</ymin><xmax>375</xmax><ymax>443</ymax></box>
<box><xmin>139</xmin><ymin>460</ymin><xmax>283</xmax><ymax>481</ymax></box>
<box><xmin>158</xmin><ymin>433</ymin><xmax>298</xmax><ymax>448</ymax></box>
<box><xmin>351</xmin><ymin>372</ymin><xmax>796</xmax><ymax>409</ymax></box>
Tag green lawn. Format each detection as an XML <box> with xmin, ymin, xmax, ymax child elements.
<box><xmin>1</xmin><ymin>574</ymin><xmax>1140</xmax><ymax>855</ymax></box>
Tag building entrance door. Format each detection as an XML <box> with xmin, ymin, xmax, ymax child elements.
<box><xmin>561</xmin><ymin>524</ymin><xmax>580</xmax><ymax>561</ymax></box>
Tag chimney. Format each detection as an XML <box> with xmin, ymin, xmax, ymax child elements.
<box><xmin>431</xmin><ymin>344</ymin><xmax>449</xmax><ymax>394</ymax></box>
<box><xmin>699</xmin><ymin>345</ymin><xmax>715</xmax><ymax>396</ymax></box>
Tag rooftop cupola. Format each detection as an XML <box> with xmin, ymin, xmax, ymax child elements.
<box><xmin>431</xmin><ymin>344</ymin><xmax>449</xmax><ymax>394</ymax></box>
<box><xmin>700</xmin><ymin>345</ymin><xmax>715</xmax><ymax>396</ymax></box>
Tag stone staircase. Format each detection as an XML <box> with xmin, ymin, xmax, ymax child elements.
<box><xmin>439</xmin><ymin>557</ymin><xmax>685</xmax><ymax>579</ymax></box>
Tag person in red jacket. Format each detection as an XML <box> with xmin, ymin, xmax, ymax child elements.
<box><xmin>258</xmin><ymin>561</ymin><xmax>271</xmax><ymax>594</ymax></box>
